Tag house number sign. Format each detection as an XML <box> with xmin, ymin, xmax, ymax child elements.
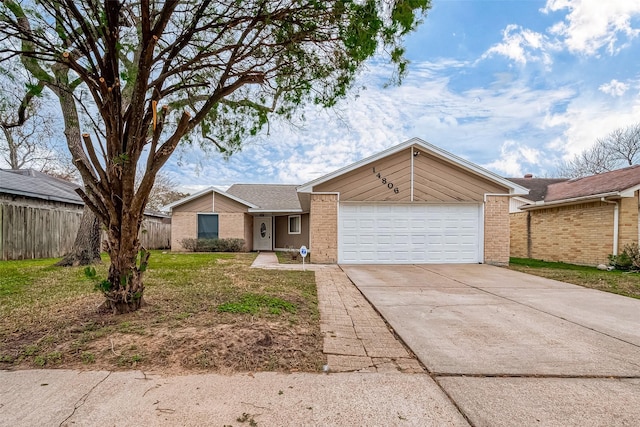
<box><xmin>372</xmin><ymin>167</ymin><xmax>400</xmax><ymax>194</ymax></box>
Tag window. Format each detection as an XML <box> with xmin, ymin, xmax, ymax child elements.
<box><xmin>197</xmin><ymin>214</ymin><xmax>219</xmax><ymax>239</ymax></box>
<box><xmin>288</xmin><ymin>215</ymin><xmax>301</xmax><ymax>234</ymax></box>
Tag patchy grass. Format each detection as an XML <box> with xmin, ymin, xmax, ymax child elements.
<box><xmin>508</xmin><ymin>257</ymin><xmax>640</xmax><ymax>299</ymax></box>
<box><xmin>0</xmin><ymin>252</ymin><xmax>323</xmax><ymax>373</ymax></box>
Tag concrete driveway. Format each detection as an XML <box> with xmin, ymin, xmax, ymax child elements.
<box><xmin>341</xmin><ymin>264</ymin><xmax>640</xmax><ymax>426</ymax></box>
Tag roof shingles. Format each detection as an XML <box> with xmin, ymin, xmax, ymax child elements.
<box><xmin>226</xmin><ymin>184</ymin><xmax>302</xmax><ymax>211</ymax></box>
<box><xmin>506</xmin><ymin>177</ymin><xmax>568</xmax><ymax>202</ymax></box>
<box><xmin>544</xmin><ymin>165</ymin><xmax>640</xmax><ymax>202</ymax></box>
<box><xmin>0</xmin><ymin>169</ymin><xmax>82</xmax><ymax>205</ymax></box>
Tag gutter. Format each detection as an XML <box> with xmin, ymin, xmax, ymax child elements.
<box><xmin>520</xmin><ymin>192</ymin><xmax>620</xmax><ymax>211</ymax></box>
<box><xmin>248</xmin><ymin>209</ymin><xmax>303</xmax><ymax>214</ymax></box>
<box><xmin>601</xmin><ymin>198</ymin><xmax>620</xmax><ymax>256</ymax></box>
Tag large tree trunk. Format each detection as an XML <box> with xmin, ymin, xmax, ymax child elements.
<box><xmin>100</xmin><ymin>213</ymin><xmax>150</xmax><ymax>314</ymax></box>
<box><xmin>56</xmin><ymin>206</ymin><xmax>101</xmax><ymax>266</ymax></box>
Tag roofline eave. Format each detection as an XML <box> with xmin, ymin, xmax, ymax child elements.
<box><xmin>248</xmin><ymin>209</ymin><xmax>304</xmax><ymax>214</ymax></box>
<box><xmin>0</xmin><ymin>188</ymin><xmax>84</xmax><ymax>206</ymax></box>
<box><xmin>520</xmin><ymin>191</ymin><xmax>623</xmax><ymax>210</ymax></box>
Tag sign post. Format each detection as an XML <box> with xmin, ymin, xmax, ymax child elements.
<box><xmin>299</xmin><ymin>245</ymin><xmax>308</xmax><ymax>271</ymax></box>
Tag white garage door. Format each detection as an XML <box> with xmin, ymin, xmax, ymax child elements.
<box><xmin>339</xmin><ymin>203</ymin><xmax>481</xmax><ymax>264</ymax></box>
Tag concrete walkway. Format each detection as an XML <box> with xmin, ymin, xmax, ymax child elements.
<box><xmin>251</xmin><ymin>252</ymin><xmax>424</xmax><ymax>373</ymax></box>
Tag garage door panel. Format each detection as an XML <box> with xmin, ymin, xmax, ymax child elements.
<box><xmin>339</xmin><ymin>203</ymin><xmax>481</xmax><ymax>264</ymax></box>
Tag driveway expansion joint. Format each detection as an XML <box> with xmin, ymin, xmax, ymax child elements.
<box><xmin>433</xmin><ymin>373</ymin><xmax>640</xmax><ymax>379</ymax></box>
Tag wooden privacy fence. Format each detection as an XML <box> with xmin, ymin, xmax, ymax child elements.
<box><xmin>0</xmin><ymin>200</ymin><xmax>171</xmax><ymax>261</ymax></box>
<box><xmin>137</xmin><ymin>218</ymin><xmax>172</xmax><ymax>251</ymax></box>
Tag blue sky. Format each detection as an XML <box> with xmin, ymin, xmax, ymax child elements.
<box><xmin>7</xmin><ymin>1</ymin><xmax>637</xmax><ymax>192</ymax></box>
<box><xmin>169</xmin><ymin>0</ymin><xmax>640</xmax><ymax>192</ymax></box>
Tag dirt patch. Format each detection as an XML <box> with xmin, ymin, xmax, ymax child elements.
<box><xmin>1</xmin><ymin>295</ymin><xmax>324</xmax><ymax>374</ymax></box>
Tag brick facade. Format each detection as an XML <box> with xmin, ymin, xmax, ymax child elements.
<box><xmin>309</xmin><ymin>194</ymin><xmax>338</xmax><ymax>263</ymax></box>
<box><xmin>171</xmin><ymin>211</ymin><xmax>196</xmax><ymax>251</ymax></box>
<box><xmin>219</xmin><ymin>213</ymin><xmax>249</xmax><ymax>250</ymax></box>
<box><xmin>509</xmin><ymin>211</ymin><xmax>528</xmax><ymax>258</ymax></box>
<box><xmin>618</xmin><ymin>194</ymin><xmax>639</xmax><ymax>250</ymax></box>
<box><xmin>509</xmin><ymin>193</ymin><xmax>639</xmax><ymax>265</ymax></box>
<box><xmin>483</xmin><ymin>195</ymin><xmax>510</xmax><ymax>265</ymax></box>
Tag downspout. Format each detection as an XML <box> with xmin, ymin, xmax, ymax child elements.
<box><xmin>601</xmin><ymin>198</ymin><xmax>619</xmax><ymax>256</ymax></box>
<box><xmin>526</xmin><ymin>211</ymin><xmax>532</xmax><ymax>259</ymax></box>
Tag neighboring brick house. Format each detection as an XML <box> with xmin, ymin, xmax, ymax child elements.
<box><xmin>508</xmin><ymin>165</ymin><xmax>640</xmax><ymax>265</ymax></box>
<box><xmin>168</xmin><ymin>138</ymin><xmax>527</xmax><ymax>265</ymax></box>
<box><xmin>167</xmin><ymin>184</ymin><xmax>310</xmax><ymax>252</ymax></box>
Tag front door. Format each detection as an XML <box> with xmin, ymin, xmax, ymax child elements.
<box><xmin>253</xmin><ymin>216</ymin><xmax>273</xmax><ymax>251</ymax></box>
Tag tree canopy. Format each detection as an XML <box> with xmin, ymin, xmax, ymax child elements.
<box><xmin>0</xmin><ymin>0</ymin><xmax>430</xmax><ymax>312</ymax></box>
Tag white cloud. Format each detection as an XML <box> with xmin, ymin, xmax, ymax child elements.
<box><xmin>481</xmin><ymin>24</ymin><xmax>556</xmax><ymax>66</ymax></box>
<box><xmin>599</xmin><ymin>79</ymin><xmax>629</xmax><ymax>97</ymax></box>
<box><xmin>482</xmin><ymin>140</ymin><xmax>543</xmax><ymax>177</ymax></box>
<box><xmin>544</xmin><ymin>90</ymin><xmax>640</xmax><ymax>159</ymax></box>
<box><xmin>542</xmin><ymin>0</ymin><xmax>640</xmax><ymax>55</ymax></box>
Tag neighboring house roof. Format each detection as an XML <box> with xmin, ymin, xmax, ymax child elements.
<box><xmin>297</xmin><ymin>137</ymin><xmax>530</xmax><ymax>195</ymax></box>
<box><xmin>519</xmin><ymin>165</ymin><xmax>640</xmax><ymax>210</ymax></box>
<box><xmin>0</xmin><ymin>169</ymin><xmax>83</xmax><ymax>205</ymax></box>
<box><xmin>163</xmin><ymin>186</ymin><xmax>258</xmax><ymax>211</ymax></box>
<box><xmin>506</xmin><ymin>177</ymin><xmax>568</xmax><ymax>202</ymax></box>
<box><xmin>544</xmin><ymin>165</ymin><xmax>640</xmax><ymax>202</ymax></box>
<box><xmin>227</xmin><ymin>184</ymin><xmax>303</xmax><ymax>212</ymax></box>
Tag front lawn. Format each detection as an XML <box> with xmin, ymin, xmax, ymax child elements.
<box><xmin>507</xmin><ymin>257</ymin><xmax>640</xmax><ymax>299</ymax></box>
<box><xmin>0</xmin><ymin>252</ymin><xmax>323</xmax><ymax>372</ymax></box>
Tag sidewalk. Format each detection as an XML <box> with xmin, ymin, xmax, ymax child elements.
<box><xmin>251</xmin><ymin>252</ymin><xmax>424</xmax><ymax>372</ymax></box>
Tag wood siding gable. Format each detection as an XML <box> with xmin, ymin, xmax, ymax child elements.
<box><xmin>172</xmin><ymin>192</ymin><xmax>213</xmax><ymax>213</ymax></box>
<box><xmin>214</xmin><ymin>193</ymin><xmax>250</xmax><ymax>213</ymax></box>
<box><xmin>413</xmin><ymin>151</ymin><xmax>507</xmax><ymax>202</ymax></box>
<box><xmin>313</xmin><ymin>145</ymin><xmax>509</xmax><ymax>202</ymax></box>
<box><xmin>315</xmin><ymin>149</ymin><xmax>411</xmax><ymax>201</ymax></box>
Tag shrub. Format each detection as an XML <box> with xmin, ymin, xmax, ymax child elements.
<box><xmin>179</xmin><ymin>238</ymin><xmax>245</xmax><ymax>252</ymax></box>
<box><xmin>609</xmin><ymin>243</ymin><xmax>640</xmax><ymax>271</ymax></box>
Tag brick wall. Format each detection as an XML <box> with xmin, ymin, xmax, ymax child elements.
<box><xmin>529</xmin><ymin>201</ymin><xmax>615</xmax><ymax>265</ymax></box>
<box><xmin>309</xmin><ymin>194</ymin><xmax>338</xmax><ymax>263</ymax></box>
<box><xmin>484</xmin><ymin>195</ymin><xmax>510</xmax><ymax>265</ymax></box>
<box><xmin>171</xmin><ymin>212</ymin><xmax>249</xmax><ymax>251</ymax></box>
<box><xmin>509</xmin><ymin>211</ymin><xmax>528</xmax><ymax>258</ymax></box>
<box><xmin>618</xmin><ymin>193</ymin><xmax>639</xmax><ymax>250</ymax></box>
<box><xmin>171</xmin><ymin>211</ymin><xmax>196</xmax><ymax>251</ymax></box>
<box><xmin>510</xmin><ymin>196</ymin><xmax>640</xmax><ymax>265</ymax></box>
<box><xmin>219</xmin><ymin>213</ymin><xmax>247</xmax><ymax>242</ymax></box>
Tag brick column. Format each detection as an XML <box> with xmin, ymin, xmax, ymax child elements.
<box><xmin>484</xmin><ymin>195</ymin><xmax>510</xmax><ymax>265</ymax></box>
<box><xmin>309</xmin><ymin>193</ymin><xmax>338</xmax><ymax>263</ymax></box>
